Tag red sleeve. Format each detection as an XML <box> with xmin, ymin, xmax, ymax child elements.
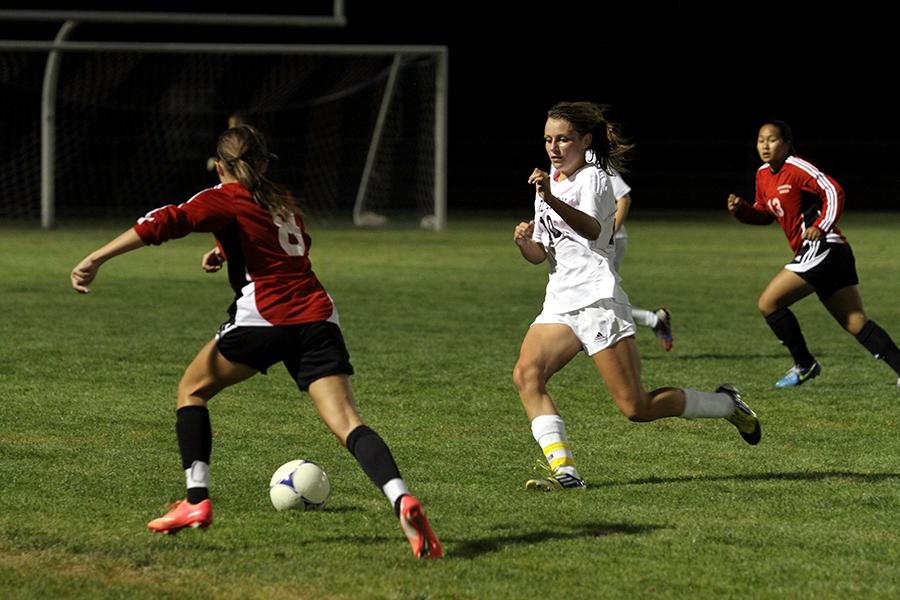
<box><xmin>133</xmin><ymin>188</ymin><xmax>235</xmax><ymax>245</ymax></box>
<box><xmin>733</xmin><ymin>173</ymin><xmax>774</xmax><ymax>225</ymax></box>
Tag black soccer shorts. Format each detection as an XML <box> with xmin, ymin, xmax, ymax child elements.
<box><xmin>216</xmin><ymin>321</ymin><xmax>354</xmax><ymax>391</ymax></box>
<box><xmin>786</xmin><ymin>240</ymin><xmax>859</xmax><ymax>301</ymax></box>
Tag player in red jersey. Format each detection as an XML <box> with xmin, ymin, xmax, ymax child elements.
<box><xmin>70</xmin><ymin>124</ymin><xmax>442</xmax><ymax>559</ymax></box>
<box><xmin>728</xmin><ymin>120</ymin><xmax>900</xmax><ymax>388</ymax></box>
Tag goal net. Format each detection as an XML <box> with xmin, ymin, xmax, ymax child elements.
<box><xmin>0</xmin><ymin>46</ymin><xmax>445</xmax><ymax>227</ymax></box>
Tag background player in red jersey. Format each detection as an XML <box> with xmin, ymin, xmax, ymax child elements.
<box><xmin>727</xmin><ymin>120</ymin><xmax>900</xmax><ymax>388</ymax></box>
<box><xmin>70</xmin><ymin>124</ymin><xmax>442</xmax><ymax>559</ymax></box>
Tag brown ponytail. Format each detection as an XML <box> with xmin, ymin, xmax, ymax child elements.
<box><xmin>215</xmin><ymin>124</ymin><xmax>299</xmax><ymax>219</ymax></box>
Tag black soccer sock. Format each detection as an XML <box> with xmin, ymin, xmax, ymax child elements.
<box><xmin>345</xmin><ymin>425</ymin><xmax>402</xmax><ymax>491</ymax></box>
<box><xmin>176</xmin><ymin>405</ymin><xmax>212</xmax><ymax>504</ymax></box>
<box><xmin>856</xmin><ymin>320</ymin><xmax>900</xmax><ymax>376</ymax></box>
<box><xmin>765</xmin><ymin>308</ymin><xmax>815</xmax><ymax>368</ymax></box>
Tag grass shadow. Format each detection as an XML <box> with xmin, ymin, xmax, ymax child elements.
<box><xmin>288</xmin><ymin>522</ymin><xmax>666</xmax><ymax>559</ymax></box>
<box><xmin>591</xmin><ymin>470</ymin><xmax>900</xmax><ymax>488</ymax></box>
<box><xmin>450</xmin><ymin>522</ymin><xmax>668</xmax><ymax>559</ymax></box>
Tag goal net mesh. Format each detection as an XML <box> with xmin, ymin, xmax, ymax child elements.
<box><xmin>0</xmin><ymin>49</ymin><xmax>439</xmax><ymax>224</ymax></box>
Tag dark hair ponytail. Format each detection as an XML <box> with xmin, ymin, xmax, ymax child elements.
<box><xmin>216</xmin><ymin>124</ymin><xmax>299</xmax><ymax>219</ymax></box>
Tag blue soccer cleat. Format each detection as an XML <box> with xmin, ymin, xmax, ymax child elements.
<box><xmin>775</xmin><ymin>361</ymin><xmax>822</xmax><ymax>388</ymax></box>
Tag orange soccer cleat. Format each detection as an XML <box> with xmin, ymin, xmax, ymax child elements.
<box><xmin>147</xmin><ymin>499</ymin><xmax>213</xmax><ymax>535</ymax></box>
<box><xmin>398</xmin><ymin>495</ymin><xmax>443</xmax><ymax>559</ymax></box>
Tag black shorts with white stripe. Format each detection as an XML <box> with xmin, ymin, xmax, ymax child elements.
<box><xmin>785</xmin><ymin>240</ymin><xmax>859</xmax><ymax>301</ymax></box>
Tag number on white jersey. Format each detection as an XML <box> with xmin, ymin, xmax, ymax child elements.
<box><xmin>273</xmin><ymin>213</ymin><xmax>307</xmax><ymax>256</ymax></box>
<box><xmin>540</xmin><ymin>213</ymin><xmax>562</xmax><ymax>241</ymax></box>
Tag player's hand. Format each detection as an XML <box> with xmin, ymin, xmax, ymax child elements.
<box><xmin>726</xmin><ymin>193</ymin><xmax>745</xmax><ymax>213</ymax></box>
<box><xmin>71</xmin><ymin>256</ymin><xmax>99</xmax><ymax>293</ymax></box>
<box><xmin>514</xmin><ymin>220</ymin><xmax>535</xmax><ymax>246</ymax></box>
<box><xmin>803</xmin><ymin>226</ymin><xmax>823</xmax><ymax>241</ymax></box>
<box><xmin>528</xmin><ymin>168</ymin><xmax>551</xmax><ymax>200</ymax></box>
<box><xmin>202</xmin><ymin>247</ymin><xmax>225</xmax><ymax>272</ymax></box>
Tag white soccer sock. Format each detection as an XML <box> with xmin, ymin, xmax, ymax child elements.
<box><xmin>184</xmin><ymin>460</ymin><xmax>210</xmax><ymax>489</ymax></box>
<box><xmin>382</xmin><ymin>477</ymin><xmax>410</xmax><ymax>508</ymax></box>
<box><xmin>632</xmin><ymin>307</ymin><xmax>658</xmax><ymax>328</ymax></box>
<box><xmin>680</xmin><ymin>388</ymin><xmax>734</xmax><ymax>419</ymax></box>
<box><xmin>531</xmin><ymin>414</ymin><xmax>580</xmax><ymax>478</ymax></box>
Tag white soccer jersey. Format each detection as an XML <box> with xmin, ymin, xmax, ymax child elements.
<box><xmin>606</xmin><ymin>168</ymin><xmax>631</xmax><ymax>200</ymax></box>
<box><xmin>552</xmin><ymin>155</ymin><xmax>631</xmax><ymax>241</ymax></box>
<box><xmin>551</xmin><ymin>152</ymin><xmax>632</xmax><ymax>199</ymax></box>
<box><xmin>607</xmin><ymin>168</ymin><xmax>631</xmax><ymax>243</ymax></box>
<box><xmin>532</xmin><ymin>164</ymin><xmax>621</xmax><ymax>313</ymax></box>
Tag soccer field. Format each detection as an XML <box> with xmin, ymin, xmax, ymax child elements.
<box><xmin>1</xmin><ymin>212</ymin><xmax>898</xmax><ymax>599</ymax></box>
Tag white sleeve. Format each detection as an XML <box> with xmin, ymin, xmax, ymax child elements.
<box><xmin>575</xmin><ymin>169</ymin><xmax>614</xmax><ymax>221</ymax></box>
<box><xmin>608</xmin><ymin>169</ymin><xmax>631</xmax><ymax>199</ymax></box>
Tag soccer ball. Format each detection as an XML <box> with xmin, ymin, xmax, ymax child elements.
<box><xmin>269</xmin><ymin>459</ymin><xmax>331</xmax><ymax>511</ymax></box>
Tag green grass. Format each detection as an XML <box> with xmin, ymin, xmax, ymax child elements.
<box><xmin>1</xmin><ymin>212</ymin><xmax>899</xmax><ymax>599</ymax></box>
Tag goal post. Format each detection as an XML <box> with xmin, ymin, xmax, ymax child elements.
<box><xmin>0</xmin><ymin>39</ymin><xmax>448</xmax><ymax>229</ymax></box>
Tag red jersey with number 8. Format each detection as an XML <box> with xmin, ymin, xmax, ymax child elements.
<box><xmin>735</xmin><ymin>155</ymin><xmax>847</xmax><ymax>254</ymax></box>
<box><xmin>134</xmin><ymin>181</ymin><xmax>333</xmax><ymax>326</ymax></box>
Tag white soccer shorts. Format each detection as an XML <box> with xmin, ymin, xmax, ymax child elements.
<box><xmin>533</xmin><ymin>296</ymin><xmax>636</xmax><ymax>356</ymax></box>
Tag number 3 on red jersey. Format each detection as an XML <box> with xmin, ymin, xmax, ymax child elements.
<box><xmin>273</xmin><ymin>213</ymin><xmax>307</xmax><ymax>257</ymax></box>
<box><xmin>766</xmin><ymin>198</ymin><xmax>784</xmax><ymax>218</ymax></box>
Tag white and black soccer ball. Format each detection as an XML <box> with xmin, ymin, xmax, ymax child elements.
<box><xmin>269</xmin><ymin>459</ymin><xmax>331</xmax><ymax>511</ymax></box>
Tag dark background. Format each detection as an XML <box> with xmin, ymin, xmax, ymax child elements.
<box><xmin>3</xmin><ymin>2</ymin><xmax>899</xmax><ymax>213</ymax></box>
<box><xmin>341</xmin><ymin>2</ymin><xmax>900</xmax><ymax>211</ymax></box>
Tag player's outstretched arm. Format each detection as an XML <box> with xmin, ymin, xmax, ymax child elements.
<box><xmin>70</xmin><ymin>228</ymin><xmax>147</xmax><ymax>293</ymax></box>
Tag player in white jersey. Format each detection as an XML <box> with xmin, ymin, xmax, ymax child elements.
<box><xmin>512</xmin><ymin>102</ymin><xmax>761</xmax><ymax>491</ymax></box>
<box><xmin>551</xmin><ymin>152</ymin><xmax>673</xmax><ymax>350</ymax></box>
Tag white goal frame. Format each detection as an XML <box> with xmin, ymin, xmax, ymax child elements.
<box><xmin>0</xmin><ymin>9</ymin><xmax>448</xmax><ymax>230</ymax></box>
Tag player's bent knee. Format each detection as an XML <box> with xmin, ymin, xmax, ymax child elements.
<box><xmin>512</xmin><ymin>361</ymin><xmax>542</xmax><ymax>392</ymax></box>
<box><xmin>623</xmin><ymin>410</ymin><xmax>654</xmax><ymax>423</ymax></box>
<box><xmin>177</xmin><ymin>376</ymin><xmax>219</xmax><ymax>404</ymax></box>
<box><xmin>615</xmin><ymin>393</ymin><xmax>653</xmax><ymax>422</ymax></box>
<box><xmin>329</xmin><ymin>419</ymin><xmax>362</xmax><ymax>447</ymax></box>
<box><xmin>757</xmin><ymin>297</ymin><xmax>776</xmax><ymax>316</ymax></box>
<box><xmin>843</xmin><ymin>314</ymin><xmax>868</xmax><ymax>336</ymax></box>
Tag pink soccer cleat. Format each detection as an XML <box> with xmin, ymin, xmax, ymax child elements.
<box><xmin>652</xmin><ymin>308</ymin><xmax>673</xmax><ymax>352</ymax></box>
<box><xmin>398</xmin><ymin>496</ymin><xmax>443</xmax><ymax>559</ymax></box>
<box><xmin>147</xmin><ymin>499</ymin><xmax>213</xmax><ymax>535</ymax></box>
